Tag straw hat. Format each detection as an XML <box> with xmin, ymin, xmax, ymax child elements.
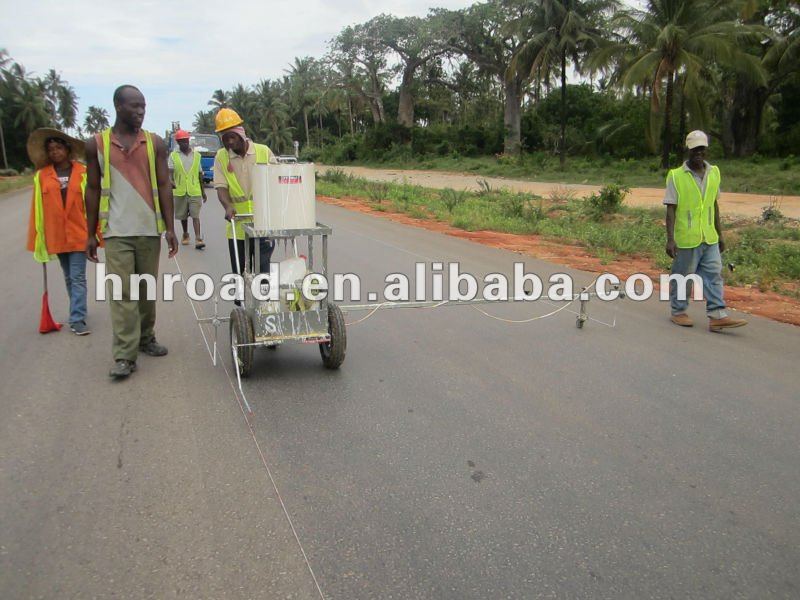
<box><xmin>26</xmin><ymin>127</ymin><xmax>86</xmax><ymax>170</ymax></box>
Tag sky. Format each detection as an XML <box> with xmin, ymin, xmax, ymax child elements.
<box><xmin>0</xmin><ymin>0</ymin><xmax>475</xmax><ymax>135</ymax></box>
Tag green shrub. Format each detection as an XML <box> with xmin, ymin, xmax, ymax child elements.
<box><xmin>319</xmin><ymin>168</ymin><xmax>351</xmax><ymax>185</ymax></box>
<box><xmin>498</xmin><ymin>193</ymin><xmax>527</xmax><ymax>219</ymax></box>
<box><xmin>389</xmin><ymin>183</ymin><xmax>417</xmax><ymax>212</ymax></box>
<box><xmin>525</xmin><ymin>197</ymin><xmax>546</xmax><ymax>224</ymax></box>
<box><xmin>367</xmin><ymin>182</ymin><xmax>389</xmax><ymax>204</ymax></box>
<box><xmin>584</xmin><ymin>183</ymin><xmax>630</xmax><ymax>219</ymax></box>
<box><xmin>476</xmin><ymin>178</ymin><xmax>493</xmax><ymax>196</ymax></box>
<box><xmin>761</xmin><ymin>198</ymin><xmax>784</xmax><ymax>223</ymax></box>
<box><xmin>440</xmin><ymin>188</ymin><xmax>468</xmax><ymax>213</ymax></box>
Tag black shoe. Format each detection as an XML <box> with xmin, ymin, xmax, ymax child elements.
<box><xmin>109</xmin><ymin>359</ymin><xmax>136</xmax><ymax>379</ymax></box>
<box><xmin>139</xmin><ymin>339</ymin><xmax>168</xmax><ymax>356</ymax></box>
<box><xmin>70</xmin><ymin>321</ymin><xmax>91</xmax><ymax>336</ymax></box>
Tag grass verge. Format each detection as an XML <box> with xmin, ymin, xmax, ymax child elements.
<box><xmin>318</xmin><ymin>167</ymin><xmax>800</xmax><ymax>299</ymax></box>
<box><xmin>345</xmin><ymin>154</ymin><xmax>799</xmax><ymax>196</ymax></box>
<box><xmin>0</xmin><ymin>176</ymin><xmax>32</xmax><ymax>195</ymax></box>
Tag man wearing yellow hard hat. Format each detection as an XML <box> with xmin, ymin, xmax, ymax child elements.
<box><xmin>212</xmin><ymin>108</ymin><xmax>277</xmax><ymax>293</ymax></box>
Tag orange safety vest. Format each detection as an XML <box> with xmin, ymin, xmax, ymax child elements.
<box><xmin>27</xmin><ymin>162</ymin><xmax>101</xmax><ymax>259</ymax></box>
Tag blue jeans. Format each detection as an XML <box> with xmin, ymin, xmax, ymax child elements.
<box><xmin>669</xmin><ymin>243</ymin><xmax>728</xmax><ymax>319</ymax></box>
<box><xmin>58</xmin><ymin>251</ymin><xmax>87</xmax><ymax>325</ymax></box>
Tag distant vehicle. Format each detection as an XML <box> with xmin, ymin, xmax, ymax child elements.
<box><xmin>168</xmin><ymin>132</ymin><xmax>221</xmax><ymax>184</ymax></box>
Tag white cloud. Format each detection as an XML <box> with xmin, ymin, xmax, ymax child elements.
<box><xmin>1</xmin><ymin>0</ymin><xmax>474</xmax><ymax>134</ymax></box>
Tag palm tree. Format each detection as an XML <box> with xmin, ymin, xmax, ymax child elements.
<box><xmin>13</xmin><ymin>78</ymin><xmax>50</xmax><ymax>132</ymax></box>
<box><xmin>0</xmin><ymin>105</ymin><xmax>8</xmax><ymax>169</ymax></box>
<box><xmin>193</xmin><ymin>110</ymin><xmax>216</xmax><ymax>134</ymax></box>
<box><xmin>0</xmin><ymin>50</ymin><xmax>13</xmax><ymax>168</ymax></box>
<box><xmin>513</xmin><ymin>0</ymin><xmax>618</xmax><ymax>169</ymax></box>
<box><xmin>57</xmin><ymin>83</ymin><xmax>79</xmax><ymax>131</ymax></box>
<box><xmin>227</xmin><ymin>83</ymin><xmax>256</xmax><ymax>131</ymax></box>
<box><xmin>83</xmin><ymin>106</ymin><xmax>110</xmax><ymax>134</ymax></box>
<box><xmin>35</xmin><ymin>70</ymin><xmax>79</xmax><ymax>131</ymax></box>
<box><xmin>254</xmin><ymin>80</ymin><xmax>293</xmax><ymax>152</ymax></box>
<box><xmin>41</xmin><ymin>69</ymin><xmax>64</xmax><ymax>125</ymax></box>
<box><xmin>286</xmin><ymin>57</ymin><xmax>319</xmax><ymax>147</ymax></box>
<box><xmin>208</xmin><ymin>89</ymin><xmax>229</xmax><ymax>109</ymax></box>
<box><xmin>720</xmin><ymin>2</ymin><xmax>800</xmax><ymax>156</ymax></box>
<box><xmin>0</xmin><ymin>53</ymin><xmax>79</xmax><ymax>168</ymax></box>
<box><xmin>605</xmin><ymin>0</ymin><xmax>766</xmax><ymax>168</ymax></box>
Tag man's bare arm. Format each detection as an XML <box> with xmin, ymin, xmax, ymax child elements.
<box><xmin>154</xmin><ymin>135</ymin><xmax>178</xmax><ymax>257</ymax></box>
<box><xmin>85</xmin><ymin>137</ymin><xmax>101</xmax><ymax>262</ymax></box>
<box><xmin>217</xmin><ymin>186</ymin><xmax>236</xmax><ymax>220</ymax></box>
<box><xmin>665</xmin><ymin>204</ymin><xmax>677</xmax><ymax>258</ymax></box>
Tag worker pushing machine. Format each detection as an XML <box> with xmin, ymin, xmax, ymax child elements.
<box><xmin>168</xmin><ymin>129</ymin><xmax>207</xmax><ymax>249</ymax></box>
<box><xmin>212</xmin><ymin>108</ymin><xmax>277</xmax><ymax>287</ymax></box>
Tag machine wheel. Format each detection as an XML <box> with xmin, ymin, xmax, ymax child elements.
<box><xmin>320</xmin><ymin>303</ymin><xmax>346</xmax><ymax>369</ymax></box>
<box><xmin>230</xmin><ymin>307</ymin><xmax>254</xmax><ymax>378</ymax></box>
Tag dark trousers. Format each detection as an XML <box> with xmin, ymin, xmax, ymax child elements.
<box><xmin>104</xmin><ymin>236</ymin><xmax>161</xmax><ymax>361</ymax></box>
<box><xmin>228</xmin><ymin>238</ymin><xmax>275</xmax><ymax>275</ymax></box>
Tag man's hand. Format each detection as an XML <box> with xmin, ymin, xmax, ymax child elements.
<box><xmin>165</xmin><ymin>231</ymin><xmax>179</xmax><ymax>258</ymax></box>
<box><xmin>225</xmin><ymin>205</ymin><xmax>236</xmax><ymax>221</ymax></box>
<box><xmin>86</xmin><ymin>237</ymin><xmax>99</xmax><ymax>263</ymax></box>
<box><xmin>718</xmin><ymin>238</ymin><xmax>726</xmax><ymax>253</ymax></box>
<box><xmin>666</xmin><ymin>239</ymin><xmax>677</xmax><ymax>259</ymax></box>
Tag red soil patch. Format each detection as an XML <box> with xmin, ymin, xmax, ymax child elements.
<box><xmin>319</xmin><ymin>194</ymin><xmax>800</xmax><ymax>327</ymax></box>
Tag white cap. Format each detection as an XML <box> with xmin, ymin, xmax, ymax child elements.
<box><xmin>686</xmin><ymin>130</ymin><xmax>709</xmax><ymax>149</ymax></box>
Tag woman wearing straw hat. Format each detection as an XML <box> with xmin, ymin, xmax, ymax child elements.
<box><xmin>26</xmin><ymin>127</ymin><xmax>99</xmax><ymax>335</ymax></box>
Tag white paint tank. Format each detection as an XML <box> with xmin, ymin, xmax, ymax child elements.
<box><xmin>252</xmin><ymin>163</ymin><xmax>316</xmax><ymax>231</ymax></box>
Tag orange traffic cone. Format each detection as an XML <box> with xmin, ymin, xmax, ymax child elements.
<box><xmin>39</xmin><ymin>264</ymin><xmax>61</xmax><ymax>334</ymax></box>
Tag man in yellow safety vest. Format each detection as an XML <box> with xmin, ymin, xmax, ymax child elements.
<box><xmin>212</xmin><ymin>108</ymin><xmax>277</xmax><ymax>294</ymax></box>
<box><xmin>664</xmin><ymin>130</ymin><xmax>747</xmax><ymax>332</ymax></box>
<box><xmin>169</xmin><ymin>129</ymin><xmax>207</xmax><ymax>249</ymax></box>
<box><xmin>85</xmin><ymin>84</ymin><xmax>178</xmax><ymax>379</ymax></box>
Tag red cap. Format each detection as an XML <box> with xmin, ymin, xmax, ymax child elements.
<box><xmin>174</xmin><ymin>129</ymin><xmax>190</xmax><ymax>140</ymax></box>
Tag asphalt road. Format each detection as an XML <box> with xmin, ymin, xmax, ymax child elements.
<box><xmin>1</xmin><ymin>186</ymin><xmax>799</xmax><ymax>599</ymax></box>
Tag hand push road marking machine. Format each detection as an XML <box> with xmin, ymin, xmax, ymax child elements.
<box><xmin>190</xmin><ymin>158</ymin><xmax>624</xmax><ymax>412</ymax></box>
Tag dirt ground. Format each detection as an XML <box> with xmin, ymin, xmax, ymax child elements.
<box><xmin>318</xmin><ymin>194</ymin><xmax>800</xmax><ymax>327</ymax></box>
<box><xmin>320</xmin><ymin>165</ymin><xmax>800</xmax><ymax>219</ymax></box>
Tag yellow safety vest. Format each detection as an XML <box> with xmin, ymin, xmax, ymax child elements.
<box><xmin>99</xmin><ymin>128</ymin><xmax>166</xmax><ymax>234</ymax></box>
<box><xmin>170</xmin><ymin>149</ymin><xmax>202</xmax><ymax>197</ymax></box>
<box><xmin>667</xmin><ymin>165</ymin><xmax>720</xmax><ymax>248</ymax></box>
<box><xmin>216</xmin><ymin>143</ymin><xmax>270</xmax><ymax>239</ymax></box>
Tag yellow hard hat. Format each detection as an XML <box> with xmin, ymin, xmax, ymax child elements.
<box><xmin>215</xmin><ymin>108</ymin><xmax>244</xmax><ymax>132</ymax></box>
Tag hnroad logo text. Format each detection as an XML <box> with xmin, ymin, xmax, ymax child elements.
<box><xmin>93</xmin><ymin>262</ymin><xmax>704</xmax><ymax>304</ymax></box>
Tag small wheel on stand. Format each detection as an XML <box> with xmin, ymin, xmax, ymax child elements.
<box><xmin>320</xmin><ymin>302</ymin><xmax>346</xmax><ymax>369</ymax></box>
<box><xmin>230</xmin><ymin>307</ymin><xmax>254</xmax><ymax>377</ymax></box>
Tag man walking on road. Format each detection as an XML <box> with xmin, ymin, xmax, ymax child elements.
<box><xmin>212</xmin><ymin>108</ymin><xmax>277</xmax><ymax>281</ymax></box>
<box><xmin>85</xmin><ymin>85</ymin><xmax>178</xmax><ymax>379</ymax></box>
<box><xmin>664</xmin><ymin>130</ymin><xmax>746</xmax><ymax>332</ymax></box>
<box><xmin>169</xmin><ymin>129</ymin><xmax>207</xmax><ymax>249</ymax></box>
